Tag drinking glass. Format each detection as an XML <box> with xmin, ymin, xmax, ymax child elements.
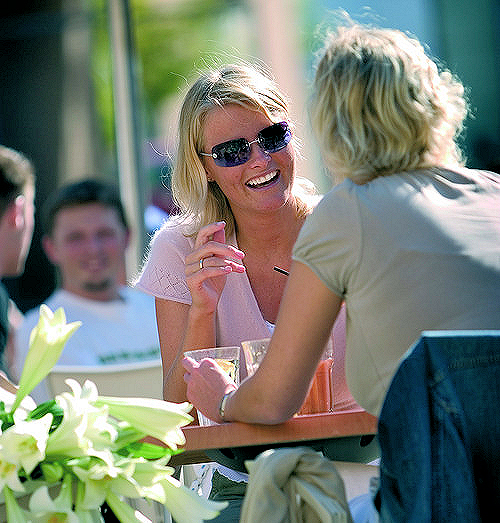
<box><xmin>297</xmin><ymin>339</ymin><xmax>334</xmax><ymax>415</ymax></box>
<box><xmin>184</xmin><ymin>346</ymin><xmax>240</xmax><ymax>426</ymax></box>
<box><xmin>241</xmin><ymin>338</ymin><xmax>271</xmax><ymax>378</ymax></box>
<box><xmin>241</xmin><ymin>337</ymin><xmax>334</xmax><ymax>415</ymax></box>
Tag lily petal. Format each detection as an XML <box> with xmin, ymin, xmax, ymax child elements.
<box><xmin>105</xmin><ymin>490</ymin><xmax>152</xmax><ymax>523</ymax></box>
<box><xmin>160</xmin><ymin>475</ymin><xmax>228</xmax><ymax>523</ymax></box>
<box><xmin>95</xmin><ymin>397</ymin><xmax>193</xmax><ymax>450</ymax></box>
<box><xmin>0</xmin><ymin>454</ymin><xmax>25</xmax><ymax>492</ymax></box>
<box><xmin>0</xmin><ymin>414</ymin><xmax>53</xmax><ymax>474</ymax></box>
<box><xmin>3</xmin><ymin>486</ymin><xmax>29</xmax><ymax>522</ymax></box>
<box><xmin>13</xmin><ymin>305</ymin><xmax>81</xmax><ymax>411</ymax></box>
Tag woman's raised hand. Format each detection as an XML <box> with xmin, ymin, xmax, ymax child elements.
<box><xmin>185</xmin><ymin>221</ymin><xmax>245</xmax><ymax>314</ymax></box>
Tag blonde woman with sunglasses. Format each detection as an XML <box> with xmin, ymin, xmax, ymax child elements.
<box><xmin>136</xmin><ymin>63</ymin><xmax>357</xmax><ymax>521</ymax></box>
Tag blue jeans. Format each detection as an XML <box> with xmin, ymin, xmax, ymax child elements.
<box><xmin>208</xmin><ymin>470</ymin><xmax>246</xmax><ymax>523</ymax></box>
<box><xmin>377</xmin><ymin>331</ymin><xmax>500</xmax><ymax>522</ymax></box>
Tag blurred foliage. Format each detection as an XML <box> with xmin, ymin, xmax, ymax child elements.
<box><xmin>88</xmin><ymin>0</ymin><xmax>249</xmax><ymax>145</ymax></box>
<box><xmin>131</xmin><ymin>0</ymin><xmax>245</xmax><ymax>112</ymax></box>
<box><xmin>89</xmin><ymin>0</ymin><xmax>117</xmax><ymax>149</ymax></box>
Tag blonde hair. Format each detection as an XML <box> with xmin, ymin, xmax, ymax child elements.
<box><xmin>310</xmin><ymin>23</ymin><xmax>468</xmax><ymax>184</ymax></box>
<box><xmin>171</xmin><ymin>63</ymin><xmax>316</xmax><ymax>237</ymax></box>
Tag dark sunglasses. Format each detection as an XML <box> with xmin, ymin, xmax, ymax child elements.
<box><xmin>199</xmin><ymin>121</ymin><xmax>291</xmax><ymax>167</ymax></box>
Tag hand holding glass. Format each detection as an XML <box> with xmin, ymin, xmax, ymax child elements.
<box><xmin>184</xmin><ymin>346</ymin><xmax>240</xmax><ymax>426</ymax></box>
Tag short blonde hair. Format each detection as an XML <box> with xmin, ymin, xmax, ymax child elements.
<box><xmin>171</xmin><ymin>63</ymin><xmax>316</xmax><ymax>237</ymax></box>
<box><xmin>310</xmin><ymin>24</ymin><xmax>468</xmax><ymax>184</ymax></box>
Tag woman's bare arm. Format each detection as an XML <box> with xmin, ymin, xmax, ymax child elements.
<box><xmin>156</xmin><ymin>222</ymin><xmax>245</xmax><ymax>404</ymax></box>
<box><xmin>156</xmin><ymin>297</ymin><xmax>217</xmax><ymax>403</ymax></box>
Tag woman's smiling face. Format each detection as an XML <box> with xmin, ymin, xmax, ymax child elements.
<box><xmin>201</xmin><ymin>104</ymin><xmax>295</xmax><ymax>217</ymax></box>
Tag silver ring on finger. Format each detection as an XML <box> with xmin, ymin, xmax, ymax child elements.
<box><xmin>199</xmin><ymin>258</ymin><xmax>205</xmax><ymax>271</ymax></box>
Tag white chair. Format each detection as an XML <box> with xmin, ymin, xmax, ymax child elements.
<box><xmin>46</xmin><ymin>359</ymin><xmax>163</xmax><ymax>399</ymax></box>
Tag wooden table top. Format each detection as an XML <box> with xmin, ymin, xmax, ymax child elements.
<box><xmin>169</xmin><ymin>409</ymin><xmax>378</xmax><ymax>466</ymax></box>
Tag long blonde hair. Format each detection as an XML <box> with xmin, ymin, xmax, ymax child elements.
<box><xmin>171</xmin><ymin>63</ymin><xmax>316</xmax><ymax>237</ymax></box>
<box><xmin>310</xmin><ymin>23</ymin><xmax>468</xmax><ymax>184</ymax></box>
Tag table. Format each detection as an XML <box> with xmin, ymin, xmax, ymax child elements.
<box><xmin>169</xmin><ymin>409</ymin><xmax>379</xmax><ymax>472</ymax></box>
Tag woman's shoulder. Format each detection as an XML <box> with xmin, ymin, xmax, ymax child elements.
<box><xmin>459</xmin><ymin>166</ymin><xmax>500</xmax><ymax>188</ymax></box>
<box><xmin>149</xmin><ymin>215</ymin><xmax>194</xmax><ymax>249</ymax></box>
<box><xmin>297</xmin><ymin>181</ymin><xmax>360</xmax><ymax>244</ymax></box>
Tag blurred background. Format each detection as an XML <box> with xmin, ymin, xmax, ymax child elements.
<box><xmin>1</xmin><ymin>0</ymin><xmax>499</xmax><ymax>313</ymax></box>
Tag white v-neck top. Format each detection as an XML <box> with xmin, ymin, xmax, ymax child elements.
<box><xmin>136</xmin><ymin>219</ymin><xmax>356</xmax><ymax>411</ymax></box>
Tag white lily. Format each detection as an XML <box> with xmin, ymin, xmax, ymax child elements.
<box><xmin>0</xmin><ymin>413</ymin><xmax>52</xmax><ymax>476</ymax></box>
<box><xmin>0</xmin><ymin>386</ymin><xmax>36</xmax><ymax>421</ymax></box>
<box><xmin>73</xmin><ymin>508</ymin><xmax>105</xmax><ymax>523</ymax></box>
<box><xmin>13</xmin><ymin>305</ymin><xmax>81</xmax><ymax>411</ymax></box>
<box><xmin>28</xmin><ymin>474</ymin><xmax>79</xmax><ymax>522</ymax></box>
<box><xmin>0</xmin><ymin>452</ymin><xmax>25</xmax><ymax>492</ymax></box>
<box><xmin>105</xmin><ymin>456</ymin><xmax>173</xmax><ymax>503</ymax></box>
<box><xmin>95</xmin><ymin>396</ymin><xmax>193</xmax><ymax>449</ymax></box>
<box><xmin>45</xmin><ymin>382</ymin><xmax>116</xmax><ymax>460</ymax></box>
<box><xmin>69</xmin><ymin>455</ymin><xmax>135</xmax><ymax>509</ymax></box>
<box><xmin>3</xmin><ymin>304</ymin><xmax>225</xmax><ymax>523</ymax></box>
<box><xmin>105</xmin><ymin>490</ymin><xmax>152</xmax><ymax>523</ymax></box>
<box><xmin>160</xmin><ymin>474</ymin><xmax>228</xmax><ymax>523</ymax></box>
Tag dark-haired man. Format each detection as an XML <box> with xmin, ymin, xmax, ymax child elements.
<box><xmin>13</xmin><ymin>179</ymin><xmax>159</xmax><ymax>402</ymax></box>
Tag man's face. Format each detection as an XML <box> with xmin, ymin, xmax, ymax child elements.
<box><xmin>43</xmin><ymin>203</ymin><xmax>129</xmax><ymax>299</ymax></box>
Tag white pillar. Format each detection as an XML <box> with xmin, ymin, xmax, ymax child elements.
<box><xmin>108</xmin><ymin>0</ymin><xmax>145</xmax><ymax>278</ymax></box>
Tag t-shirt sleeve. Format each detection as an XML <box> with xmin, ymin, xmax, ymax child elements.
<box><xmin>292</xmin><ymin>183</ymin><xmax>362</xmax><ymax>298</ymax></box>
<box><xmin>134</xmin><ymin>222</ymin><xmax>193</xmax><ymax>304</ymax></box>
<box><xmin>12</xmin><ymin>308</ymin><xmax>40</xmax><ymax>383</ymax></box>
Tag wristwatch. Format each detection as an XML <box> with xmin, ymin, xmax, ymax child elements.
<box><xmin>218</xmin><ymin>389</ymin><xmax>235</xmax><ymax>421</ymax></box>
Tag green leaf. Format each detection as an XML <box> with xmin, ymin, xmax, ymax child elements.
<box><xmin>119</xmin><ymin>441</ymin><xmax>178</xmax><ymax>460</ymax></box>
<box><xmin>0</xmin><ymin>411</ymin><xmax>14</xmax><ymax>431</ymax></box>
<box><xmin>27</xmin><ymin>400</ymin><xmax>64</xmax><ymax>432</ymax></box>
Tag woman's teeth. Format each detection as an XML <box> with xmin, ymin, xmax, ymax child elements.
<box><xmin>246</xmin><ymin>170</ymin><xmax>278</xmax><ymax>187</ymax></box>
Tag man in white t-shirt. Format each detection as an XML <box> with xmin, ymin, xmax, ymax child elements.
<box><xmin>12</xmin><ymin>179</ymin><xmax>160</xmax><ymax>403</ymax></box>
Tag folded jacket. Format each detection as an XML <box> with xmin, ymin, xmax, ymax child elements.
<box><xmin>240</xmin><ymin>446</ymin><xmax>353</xmax><ymax>523</ymax></box>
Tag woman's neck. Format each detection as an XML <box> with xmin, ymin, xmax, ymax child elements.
<box><xmin>234</xmin><ymin>201</ymin><xmax>304</xmax><ymax>255</ymax></box>
<box><xmin>232</xmin><ymin>200</ymin><xmax>307</xmax><ymax>323</ymax></box>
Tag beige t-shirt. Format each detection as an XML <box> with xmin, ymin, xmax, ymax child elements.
<box><xmin>293</xmin><ymin>167</ymin><xmax>500</xmax><ymax>415</ymax></box>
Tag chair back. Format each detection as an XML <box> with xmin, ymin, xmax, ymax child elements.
<box><xmin>378</xmin><ymin>330</ymin><xmax>500</xmax><ymax>522</ymax></box>
<box><xmin>46</xmin><ymin>359</ymin><xmax>163</xmax><ymax>399</ymax></box>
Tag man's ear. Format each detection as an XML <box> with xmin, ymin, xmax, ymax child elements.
<box><xmin>7</xmin><ymin>195</ymin><xmax>26</xmax><ymax>229</ymax></box>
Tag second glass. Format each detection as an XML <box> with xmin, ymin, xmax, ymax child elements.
<box><xmin>241</xmin><ymin>338</ymin><xmax>333</xmax><ymax>415</ymax></box>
